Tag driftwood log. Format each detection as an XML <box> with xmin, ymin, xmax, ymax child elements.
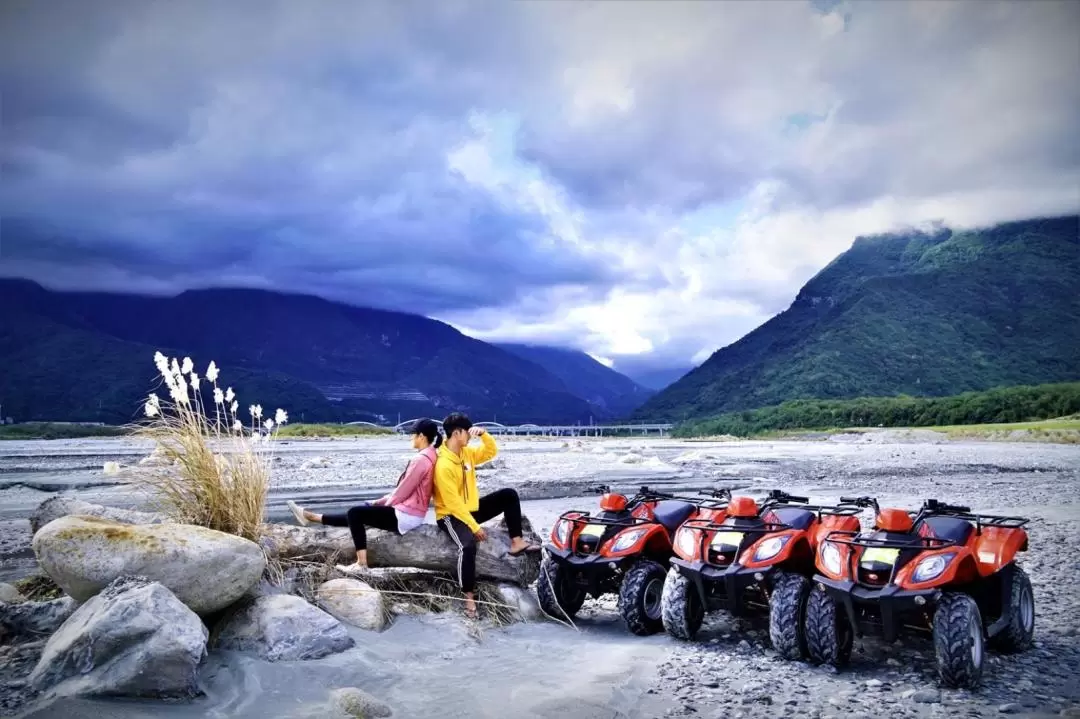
<box><xmin>259</xmin><ymin>516</ymin><xmax>542</xmax><ymax>587</ymax></box>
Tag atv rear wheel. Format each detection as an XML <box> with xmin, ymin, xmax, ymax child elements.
<box><xmin>989</xmin><ymin>563</ymin><xmax>1035</xmax><ymax>653</ymax></box>
<box><xmin>933</xmin><ymin>592</ymin><xmax>984</xmax><ymax>689</ymax></box>
<box><xmin>769</xmin><ymin>571</ymin><xmax>811</xmax><ymax>660</ymax></box>
<box><xmin>805</xmin><ymin>584</ymin><xmax>852</xmax><ymax>667</ymax></box>
<box><xmin>537</xmin><ymin>556</ymin><xmax>586</xmax><ymax>621</ymax></box>
<box><xmin>619</xmin><ymin>559</ymin><xmax>667</xmax><ymax>636</ymax></box>
<box><xmin>661</xmin><ymin>567</ymin><xmax>704</xmax><ymax>640</ymax></box>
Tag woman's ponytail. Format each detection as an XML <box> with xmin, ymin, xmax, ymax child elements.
<box><xmin>433</xmin><ymin>432</ymin><xmax>443</xmax><ymax>449</ymax></box>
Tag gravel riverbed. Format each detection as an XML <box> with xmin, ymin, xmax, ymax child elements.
<box><xmin>1</xmin><ymin>433</ymin><xmax>1078</xmax><ymax>718</ymax></box>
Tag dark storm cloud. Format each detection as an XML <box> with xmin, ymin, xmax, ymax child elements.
<box><xmin>1</xmin><ymin>0</ymin><xmax>1078</xmax><ymax>368</ymax></box>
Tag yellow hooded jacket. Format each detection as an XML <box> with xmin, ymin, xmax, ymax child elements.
<box><xmin>433</xmin><ymin>431</ymin><xmax>498</xmax><ymax>533</ymax></box>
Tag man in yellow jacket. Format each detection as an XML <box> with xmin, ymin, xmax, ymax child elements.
<box><xmin>434</xmin><ymin>412</ymin><xmax>540</xmax><ymax>618</ymax></box>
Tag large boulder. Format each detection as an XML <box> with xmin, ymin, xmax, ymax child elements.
<box><xmin>261</xmin><ymin>515</ymin><xmax>541</xmax><ymax>586</ymax></box>
<box><xmin>315</xmin><ymin>578</ymin><xmax>387</xmax><ymax>632</ymax></box>
<box><xmin>32</xmin><ymin>515</ymin><xmax>265</xmax><ymax>615</ymax></box>
<box><xmin>0</xmin><ymin>596</ymin><xmax>77</xmax><ymax>640</ymax></box>
<box><xmin>28</xmin><ymin>576</ymin><xmax>207</xmax><ymax>698</ymax></box>
<box><xmin>212</xmin><ymin>594</ymin><xmax>354</xmax><ymax>661</ymax></box>
<box><xmin>30</xmin><ymin>497</ymin><xmax>165</xmax><ymax>535</ymax></box>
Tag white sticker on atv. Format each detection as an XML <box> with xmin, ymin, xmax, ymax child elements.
<box><xmin>580</xmin><ymin>524</ymin><xmax>605</xmax><ymax>538</ymax></box>
<box><xmin>861</xmin><ymin>547</ymin><xmax>900</xmax><ymax>565</ymax></box>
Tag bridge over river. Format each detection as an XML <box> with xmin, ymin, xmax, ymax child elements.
<box><xmin>346</xmin><ymin>419</ymin><xmax>674</xmax><ymax>437</ymax></box>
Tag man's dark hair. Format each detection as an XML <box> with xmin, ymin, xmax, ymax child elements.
<box><xmin>442</xmin><ymin>412</ymin><xmax>472</xmax><ymax>437</ymax></box>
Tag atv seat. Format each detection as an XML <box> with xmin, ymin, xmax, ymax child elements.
<box><xmin>919</xmin><ymin>517</ymin><xmax>974</xmax><ymax>546</ymax></box>
<box><xmin>770</xmin><ymin>507</ymin><xmax>815</xmax><ymax>530</ymax></box>
<box><xmin>653</xmin><ymin>500</ymin><xmax>696</xmax><ymax>533</ymax></box>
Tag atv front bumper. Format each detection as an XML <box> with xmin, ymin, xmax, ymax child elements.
<box><xmin>813</xmin><ymin>574</ymin><xmax>941</xmax><ymax>642</ymax></box>
<box><xmin>543</xmin><ymin>545</ymin><xmax>637</xmax><ymax>596</ymax></box>
<box><xmin>671</xmin><ymin>558</ymin><xmax>771</xmax><ymax>615</ymax></box>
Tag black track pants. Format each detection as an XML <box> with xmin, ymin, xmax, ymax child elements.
<box><xmin>321</xmin><ymin>504</ymin><xmax>399</xmax><ymax>551</ymax></box>
<box><xmin>439</xmin><ymin>488</ymin><xmax>524</xmax><ymax>593</ymax></box>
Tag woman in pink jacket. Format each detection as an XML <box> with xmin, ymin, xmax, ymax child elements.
<box><xmin>286</xmin><ymin>418</ymin><xmax>439</xmax><ymax>570</ymax></box>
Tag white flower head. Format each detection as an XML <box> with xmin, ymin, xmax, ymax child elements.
<box><xmin>144</xmin><ymin>401</ymin><xmax>159</xmax><ymax>418</ymax></box>
<box><xmin>230</xmin><ymin>400</ymin><xmax>239</xmax><ymax>414</ymax></box>
<box><xmin>213</xmin><ymin>388</ymin><xmax>224</xmax><ymax>405</ymax></box>
<box><xmin>154</xmin><ymin>351</ymin><xmax>169</xmax><ymax>376</ymax></box>
<box><xmin>190</xmin><ymin>373</ymin><xmax>200</xmax><ymax>391</ymax></box>
<box><xmin>206</xmin><ymin>361</ymin><xmax>219</xmax><ymax>383</ymax></box>
<box><xmin>170</xmin><ymin>358</ymin><xmax>182</xmax><ymax>379</ymax></box>
<box><xmin>250</xmin><ymin>404</ymin><xmax>262</xmax><ymax>420</ymax></box>
<box><xmin>275</xmin><ymin>408</ymin><xmax>288</xmax><ymax>425</ymax></box>
<box><xmin>232</xmin><ymin>419</ymin><xmax>242</xmax><ymax>432</ymax></box>
<box><xmin>148</xmin><ymin>393</ymin><xmax>161</xmax><ymax>409</ymax></box>
<box><xmin>264</xmin><ymin>418</ymin><xmax>274</xmax><ymax>431</ymax></box>
<box><xmin>170</xmin><ymin>386</ymin><xmax>189</xmax><ymax>406</ymax></box>
<box><xmin>181</xmin><ymin>357</ymin><xmax>194</xmax><ymax>375</ymax></box>
<box><xmin>225</xmin><ymin>387</ymin><xmax>235</xmax><ymax>403</ymax></box>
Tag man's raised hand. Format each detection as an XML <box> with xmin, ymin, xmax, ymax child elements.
<box><xmin>468</xmin><ymin>426</ymin><xmax>486</xmax><ymax>438</ymax></box>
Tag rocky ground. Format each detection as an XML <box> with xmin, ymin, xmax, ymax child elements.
<box><xmin>1</xmin><ymin>433</ymin><xmax>1078</xmax><ymax>718</ymax></box>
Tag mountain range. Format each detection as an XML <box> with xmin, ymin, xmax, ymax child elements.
<box><xmin>0</xmin><ymin>280</ymin><xmax>651</xmax><ymax>425</ymax></box>
<box><xmin>633</xmin><ymin>214</ymin><xmax>1080</xmax><ymax>421</ymax></box>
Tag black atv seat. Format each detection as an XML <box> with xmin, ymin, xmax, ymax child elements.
<box><xmin>770</xmin><ymin>507</ymin><xmax>815</xmax><ymax>530</ymax></box>
<box><xmin>919</xmin><ymin>517</ymin><xmax>974</xmax><ymax>546</ymax></box>
<box><xmin>653</xmin><ymin>501</ymin><xmax>696</xmax><ymax>533</ymax></box>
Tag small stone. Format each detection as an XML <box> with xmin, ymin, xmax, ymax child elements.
<box><xmin>738</xmin><ymin>640</ymin><xmax>751</xmax><ymax>650</ymax></box>
<box><xmin>886</xmin><ymin>658</ymin><xmax>902</xmax><ymax>667</ymax></box>
<box><xmin>866</xmin><ymin>679</ymin><xmax>884</xmax><ymax>688</ymax></box>
<box><xmin>0</xmin><ymin>583</ymin><xmax>26</xmax><ymax>604</ymax></box>
<box><xmin>911</xmin><ymin>689</ymin><xmax>941</xmax><ymax>704</ymax></box>
<box><xmin>998</xmin><ymin>704</ymin><xmax>1022</xmax><ymax>714</ymax></box>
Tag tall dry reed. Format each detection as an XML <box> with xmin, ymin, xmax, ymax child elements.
<box><xmin>135</xmin><ymin>352</ymin><xmax>287</xmax><ymax>542</ymax></box>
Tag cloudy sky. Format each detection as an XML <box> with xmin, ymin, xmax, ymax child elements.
<box><xmin>2</xmin><ymin>0</ymin><xmax>1078</xmax><ymax>378</ymax></box>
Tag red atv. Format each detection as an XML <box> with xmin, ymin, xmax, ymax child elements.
<box><xmin>661</xmin><ymin>489</ymin><xmax>866</xmax><ymax>660</ymax></box>
<box><xmin>806</xmin><ymin>497</ymin><xmax>1035</xmax><ymax>688</ymax></box>
<box><xmin>537</xmin><ymin>484</ymin><xmax>728</xmax><ymax>635</ymax></box>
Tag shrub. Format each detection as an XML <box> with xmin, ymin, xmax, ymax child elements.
<box><xmin>136</xmin><ymin>352</ymin><xmax>287</xmax><ymax>542</ymax></box>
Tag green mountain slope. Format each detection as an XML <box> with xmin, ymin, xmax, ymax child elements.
<box><xmin>495</xmin><ymin>342</ymin><xmax>654</xmax><ymax>417</ymax></box>
<box><xmin>633</xmin><ymin>215</ymin><xmax>1080</xmax><ymax>422</ymax></box>
<box><xmin>0</xmin><ymin>281</ymin><xmax>605</xmax><ymax>425</ymax></box>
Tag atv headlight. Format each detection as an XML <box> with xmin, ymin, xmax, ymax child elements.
<box><xmin>821</xmin><ymin>541</ymin><xmax>842</xmax><ymax>576</ymax></box>
<box><xmin>753</xmin><ymin>536</ymin><xmax>789</xmax><ymax>562</ymax></box>
<box><xmin>611</xmin><ymin>529</ymin><xmax>646</xmax><ymax>553</ymax></box>
<box><xmin>912</xmin><ymin>553</ymin><xmax>954</xmax><ymax>583</ymax></box>
<box><xmin>675</xmin><ymin>527</ymin><xmax>698</xmax><ymax>558</ymax></box>
<box><xmin>553</xmin><ymin>520</ymin><xmax>570</xmax><ymax>546</ymax></box>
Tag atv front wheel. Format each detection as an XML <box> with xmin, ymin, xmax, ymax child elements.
<box><xmin>804</xmin><ymin>584</ymin><xmax>852</xmax><ymax>667</ymax></box>
<box><xmin>933</xmin><ymin>592</ymin><xmax>985</xmax><ymax>689</ymax></box>
<box><xmin>536</xmin><ymin>556</ymin><xmax>586</xmax><ymax>620</ymax></box>
<box><xmin>769</xmin><ymin>571</ymin><xmax>811</xmax><ymax>660</ymax></box>
<box><xmin>619</xmin><ymin>559</ymin><xmax>667</xmax><ymax>636</ymax></box>
<box><xmin>988</xmin><ymin>563</ymin><xmax>1035</xmax><ymax>653</ymax></box>
<box><xmin>661</xmin><ymin>567</ymin><xmax>704</xmax><ymax>640</ymax></box>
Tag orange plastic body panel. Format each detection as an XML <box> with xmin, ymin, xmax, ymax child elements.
<box><xmin>603</xmin><ymin>524</ymin><xmax>668</xmax><ymax>558</ymax></box>
<box><xmin>811</xmin><ymin>514</ymin><xmax>861</xmax><ymax>549</ymax></box>
<box><xmin>876</xmin><ymin>508</ymin><xmax>914</xmax><ymax>533</ymax></box>
<box><xmin>599</xmin><ymin>493</ymin><xmax>628</xmax><ymax>512</ymax></box>
<box><xmin>671</xmin><ymin>507</ymin><xmax>727</xmax><ymax>562</ymax></box>
<box><xmin>739</xmin><ymin>529</ymin><xmax>804</xmax><ymax>569</ymax></box>
<box><xmin>728</xmin><ymin>496</ymin><xmax>758</xmax><ymax>518</ymax></box>
<box><xmin>550</xmin><ymin>511</ymin><xmax>586</xmax><ymax>549</ymax></box>
<box><xmin>972</xmin><ymin>526</ymin><xmax>1029</xmax><ymax>577</ymax></box>
<box><xmin>895</xmin><ymin>547</ymin><xmax>978</xmax><ymax>589</ymax></box>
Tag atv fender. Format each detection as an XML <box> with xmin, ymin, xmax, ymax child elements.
<box><xmin>895</xmin><ymin>547</ymin><xmax>978</xmax><ymax>590</ymax></box>
<box><xmin>605</xmin><ymin>524</ymin><xmax>668</xmax><ymax>558</ymax></box>
<box><xmin>973</xmin><ymin>526</ymin><xmax>1029</xmax><ymax>578</ymax></box>
<box><xmin>740</xmin><ymin>530</ymin><xmax>808</xmax><ymax>570</ymax></box>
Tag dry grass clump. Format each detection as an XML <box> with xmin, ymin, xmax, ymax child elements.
<box><xmin>134</xmin><ymin>352</ymin><xmax>287</xmax><ymax>542</ymax></box>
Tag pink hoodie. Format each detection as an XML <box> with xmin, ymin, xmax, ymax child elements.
<box><xmin>373</xmin><ymin>446</ymin><xmax>436</xmax><ymax>518</ymax></box>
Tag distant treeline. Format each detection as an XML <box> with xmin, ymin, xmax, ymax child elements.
<box><xmin>674</xmin><ymin>382</ymin><xmax>1080</xmax><ymax>437</ymax></box>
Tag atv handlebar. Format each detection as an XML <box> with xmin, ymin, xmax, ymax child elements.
<box><xmin>923</xmin><ymin>498</ymin><xmax>971</xmax><ymax>514</ymax></box>
<box><xmin>839</xmin><ymin>495</ymin><xmax>881</xmax><ymax>512</ymax></box>
<box><xmin>767</xmin><ymin>489</ymin><xmax>809</xmax><ymax>504</ymax></box>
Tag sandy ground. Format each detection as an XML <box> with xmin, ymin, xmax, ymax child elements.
<box><xmin>2</xmin><ymin>433</ymin><xmax>1079</xmax><ymax>718</ymax></box>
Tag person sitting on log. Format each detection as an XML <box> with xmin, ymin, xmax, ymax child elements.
<box><xmin>286</xmin><ymin>418</ymin><xmax>440</xmax><ymax>571</ymax></box>
<box><xmin>433</xmin><ymin>412</ymin><xmax>541</xmax><ymax>619</ymax></box>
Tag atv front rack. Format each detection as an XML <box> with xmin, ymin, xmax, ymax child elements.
<box><xmin>556</xmin><ymin>511</ymin><xmax>654</xmax><ymax>530</ymax></box>
<box><xmin>822</xmin><ymin>529</ymin><xmax>958</xmax><ymax>550</ymax></box>
<box><xmin>679</xmin><ymin>516</ymin><xmax>792</xmax><ymax>565</ymax></box>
